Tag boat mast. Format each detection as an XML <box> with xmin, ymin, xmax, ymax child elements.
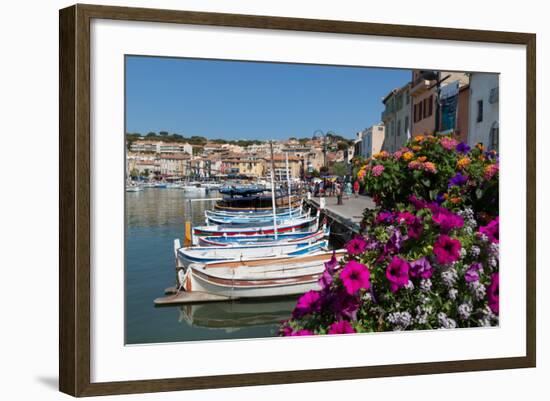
<box><xmin>270</xmin><ymin>141</ymin><xmax>278</xmax><ymax>240</ymax></box>
<box><xmin>285</xmin><ymin>151</ymin><xmax>292</xmax><ymax>219</ymax></box>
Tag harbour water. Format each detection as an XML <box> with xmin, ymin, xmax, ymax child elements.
<box><xmin>125</xmin><ymin>188</ymin><xmax>296</xmax><ymax>344</ymax></box>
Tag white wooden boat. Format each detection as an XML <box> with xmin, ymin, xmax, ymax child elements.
<box><xmin>192</xmin><ymin>213</ymin><xmax>319</xmax><ymax>241</ymax></box>
<box><xmin>205</xmin><ymin>210</ymin><xmax>308</xmax><ymax>225</ymax></box>
<box><xmin>125</xmin><ymin>185</ymin><xmax>143</xmax><ymax>192</ymax></box>
<box><xmin>197</xmin><ymin>227</ymin><xmax>328</xmax><ymax>247</ymax></box>
<box><xmin>182</xmin><ymin>185</ymin><xmax>206</xmax><ymax>193</ymax></box>
<box><xmin>205</xmin><ymin>205</ymin><xmax>302</xmax><ymax>218</ymax></box>
<box><xmin>179</xmin><ymin>250</ymin><xmax>346</xmax><ymax>298</ymax></box>
<box><xmin>177</xmin><ymin>239</ymin><xmax>328</xmax><ymax>269</ymax></box>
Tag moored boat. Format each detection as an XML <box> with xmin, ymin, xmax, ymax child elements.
<box><xmin>197</xmin><ymin>227</ymin><xmax>328</xmax><ymax>247</ymax></box>
<box><xmin>179</xmin><ymin>250</ymin><xmax>346</xmax><ymax>298</ymax></box>
<box><xmin>177</xmin><ymin>239</ymin><xmax>328</xmax><ymax>269</ymax></box>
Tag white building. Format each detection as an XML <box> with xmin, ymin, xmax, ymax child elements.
<box><xmin>468</xmin><ymin>73</ymin><xmax>499</xmax><ymax>150</ymax></box>
<box><xmin>381</xmin><ymin>83</ymin><xmax>411</xmax><ymax>153</ymax></box>
<box><xmin>355</xmin><ymin>124</ymin><xmax>385</xmax><ymax>159</ymax></box>
<box><xmin>130</xmin><ymin>140</ymin><xmax>193</xmax><ymax>155</ymax></box>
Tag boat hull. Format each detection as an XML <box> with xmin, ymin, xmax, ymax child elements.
<box><xmin>182</xmin><ymin>251</ymin><xmax>345</xmax><ymax>299</ymax></box>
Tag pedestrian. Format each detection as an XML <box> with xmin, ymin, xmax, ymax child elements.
<box><xmin>344</xmin><ymin>181</ymin><xmax>352</xmax><ymax>199</ymax></box>
<box><xmin>353</xmin><ymin>179</ymin><xmax>360</xmax><ymax>198</ymax></box>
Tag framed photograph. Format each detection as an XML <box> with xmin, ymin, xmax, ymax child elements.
<box><xmin>59</xmin><ymin>4</ymin><xmax>536</xmax><ymax>397</ymax></box>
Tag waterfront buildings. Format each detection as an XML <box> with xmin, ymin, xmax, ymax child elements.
<box><xmin>468</xmin><ymin>72</ymin><xmax>499</xmax><ymax>150</ymax></box>
<box><xmin>130</xmin><ymin>139</ymin><xmax>193</xmax><ymax>155</ymax></box>
<box><xmin>381</xmin><ymin>83</ymin><xmax>411</xmax><ymax>152</ymax></box>
<box><xmin>355</xmin><ymin>124</ymin><xmax>386</xmax><ymax>159</ymax></box>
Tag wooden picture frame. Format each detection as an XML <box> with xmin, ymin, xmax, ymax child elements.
<box><xmin>59</xmin><ymin>3</ymin><xmax>536</xmax><ymax>396</ymax></box>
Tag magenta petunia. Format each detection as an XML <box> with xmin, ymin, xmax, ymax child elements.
<box><xmin>291</xmin><ymin>329</ymin><xmax>314</xmax><ymax>336</ymax></box>
<box><xmin>431</xmin><ymin>207</ymin><xmax>464</xmax><ymax>233</ymax></box>
<box><xmin>409</xmin><ymin>256</ymin><xmax>433</xmax><ymax>279</ymax></box>
<box><xmin>293</xmin><ymin>290</ymin><xmax>321</xmax><ymax>317</ymax></box>
<box><xmin>376</xmin><ymin>211</ymin><xmax>395</xmax><ymax>224</ymax></box>
<box><xmin>433</xmin><ymin>235</ymin><xmax>462</xmax><ymax>265</ymax></box>
<box><xmin>328</xmin><ymin>290</ymin><xmax>361</xmax><ymax>320</ymax></box>
<box><xmin>409</xmin><ymin>195</ymin><xmax>428</xmax><ymax>210</ymax></box>
<box><xmin>328</xmin><ymin>320</ymin><xmax>356</xmax><ymax>335</ymax></box>
<box><xmin>345</xmin><ymin>235</ymin><xmax>368</xmax><ymax>255</ymax></box>
<box><xmin>397</xmin><ymin>211</ymin><xmax>424</xmax><ymax>239</ymax></box>
<box><xmin>324</xmin><ymin>250</ymin><xmax>339</xmax><ymax>272</ymax></box>
<box><xmin>487</xmin><ymin>273</ymin><xmax>499</xmax><ymax>314</ymax></box>
<box><xmin>339</xmin><ymin>260</ymin><xmax>371</xmax><ymax>295</ymax></box>
<box><xmin>386</xmin><ymin>256</ymin><xmax>410</xmax><ymax>292</ymax></box>
<box><xmin>479</xmin><ymin>217</ymin><xmax>499</xmax><ymax>243</ymax></box>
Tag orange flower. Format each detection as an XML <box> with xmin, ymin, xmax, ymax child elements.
<box><xmin>417</xmin><ymin>156</ymin><xmax>427</xmax><ymax>162</ymax></box>
<box><xmin>412</xmin><ymin>145</ymin><xmax>422</xmax><ymax>152</ymax></box>
<box><xmin>457</xmin><ymin>157</ymin><xmax>471</xmax><ymax>169</ymax></box>
<box><xmin>402</xmin><ymin>151</ymin><xmax>414</xmax><ymax>161</ymax></box>
<box><xmin>423</xmin><ymin>162</ymin><xmax>437</xmax><ymax>173</ymax></box>
<box><xmin>450</xmin><ymin>197</ymin><xmax>462</xmax><ymax>204</ymax></box>
<box><xmin>476</xmin><ymin>143</ymin><xmax>485</xmax><ymax>151</ymax></box>
<box><xmin>415</xmin><ymin>135</ymin><xmax>425</xmax><ymax>142</ymax></box>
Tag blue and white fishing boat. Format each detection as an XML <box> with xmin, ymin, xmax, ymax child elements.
<box><xmin>204</xmin><ymin>209</ymin><xmax>308</xmax><ymax>225</ymax></box>
<box><xmin>177</xmin><ymin>239</ymin><xmax>328</xmax><ymax>269</ymax></box>
<box><xmin>197</xmin><ymin>227</ymin><xmax>329</xmax><ymax>247</ymax></box>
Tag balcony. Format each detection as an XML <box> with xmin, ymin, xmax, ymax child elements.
<box><xmin>410</xmin><ymin>78</ymin><xmax>434</xmax><ymax>96</ymax></box>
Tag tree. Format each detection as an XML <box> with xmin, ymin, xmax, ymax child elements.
<box><xmin>159</xmin><ymin>131</ymin><xmax>169</xmax><ymax>137</ymax></box>
<box><xmin>331</xmin><ymin>161</ymin><xmax>347</xmax><ymax>177</ymax></box>
<box><xmin>129</xmin><ymin>168</ymin><xmax>139</xmax><ymax>179</ymax></box>
<box><xmin>143</xmin><ymin>169</ymin><xmax>150</xmax><ymax>178</ymax></box>
<box><xmin>337</xmin><ymin>141</ymin><xmax>349</xmax><ymax>151</ymax></box>
<box><xmin>146</xmin><ymin>132</ymin><xmax>157</xmax><ymax>137</ymax></box>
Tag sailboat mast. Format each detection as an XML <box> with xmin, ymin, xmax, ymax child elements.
<box><xmin>270</xmin><ymin>141</ymin><xmax>278</xmax><ymax>240</ymax></box>
<box><xmin>285</xmin><ymin>151</ymin><xmax>292</xmax><ymax>219</ymax></box>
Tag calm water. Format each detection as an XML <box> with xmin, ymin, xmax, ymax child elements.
<box><xmin>125</xmin><ymin>188</ymin><xmax>296</xmax><ymax>345</ymax></box>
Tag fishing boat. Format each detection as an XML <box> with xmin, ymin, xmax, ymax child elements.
<box><xmin>204</xmin><ymin>208</ymin><xmax>308</xmax><ymax>225</ymax></box>
<box><xmin>192</xmin><ymin>213</ymin><xmax>319</xmax><ymax>241</ymax></box>
<box><xmin>125</xmin><ymin>184</ymin><xmax>143</xmax><ymax>192</ymax></box>
<box><xmin>177</xmin><ymin>239</ymin><xmax>328</xmax><ymax>269</ymax></box>
<box><xmin>197</xmin><ymin>226</ymin><xmax>328</xmax><ymax>247</ymax></box>
<box><xmin>179</xmin><ymin>250</ymin><xmax>346</xmax><ymax>298</ymax></box>
<box><xmin>206</xmin><ymin>204</ymin><xmax>302</xmax><ymax>218</ymax></box>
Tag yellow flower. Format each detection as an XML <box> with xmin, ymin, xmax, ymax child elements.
<box><xmin>412</xmin><ymin>145</ymin><xmax>422</xmax><ymax>152</ymax></box>
<box><xmin>457</xmin><ymin>157</ymin><xmax>471</xmax><ymax>169</ymax></box>
<box><xmin>402</xmin><ymin>151</ymin><xmax>414</xmax><ymax>161</ymax></box>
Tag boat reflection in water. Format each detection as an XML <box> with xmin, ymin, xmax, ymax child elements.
<box><xmin>178</xmin><ymin>298</ymin><xmax>297</xmax><ymax>333</ymax></box>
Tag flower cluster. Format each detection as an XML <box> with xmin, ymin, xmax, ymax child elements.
<box><xmin>354</xmin><ymin>135</ymin><xmax>499</xmax><ymax>217</ymax></box>
<box><xmin>280</xmin><ymin>200</ymin><xmax>499</xmax><ymax>336</ymax></box>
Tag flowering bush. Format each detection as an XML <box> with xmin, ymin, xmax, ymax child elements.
<box><xmin>355</xmin><ymin>135</ymin><xmax>499</xmax><ymax>217</ymax></box>
<box><xmin>279</xmin><ymin>201</ymin><xmax>499</xmax><ymax>336</ymax></box>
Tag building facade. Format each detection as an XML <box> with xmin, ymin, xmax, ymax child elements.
<box><xmin>355</xmin><ymin>124</ymin><xmax>385</xmax><ymax>159</ymax></box>
<box><xmin>130</xmin><ymin>140</ymin><xmax>192</xmax><ymax>155</ymax></box>
<box><xmin>468</xmin><ymin>73</ymin><xmax>499</xmax><ymax>150</ymax></box>
<box><xmin>381</xmin><ymin>83</ymin><xmax>411</xmax><ymax>152</ymax></box>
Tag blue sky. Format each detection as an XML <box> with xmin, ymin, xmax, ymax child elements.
<box><xmin>125</xmin><ymin>56</ymin><xmax>411</xmax><ymax>140</ymax></box>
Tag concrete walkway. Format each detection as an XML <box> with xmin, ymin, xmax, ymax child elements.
<box><xmin>307</xmin><ymin>195</ymin><xmax>376</xmax><ymax>233</ymax></box>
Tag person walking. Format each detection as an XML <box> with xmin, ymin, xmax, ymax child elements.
<box><xmin>353</xmin><ymin>179</ymin><xmax>360</xmax><ymax>198</ymax></box>
<box><xmin>344</xmin><ymin>181</ymin><xmax>352</xmax><ymax>199</ymax></box>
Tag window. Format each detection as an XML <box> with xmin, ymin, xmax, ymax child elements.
<box><xmin>418</xmin><ymin>101</ymin><xmax>423</xmax><ymax>121</ymax></box>
<box><xmin>477</xmin><ymin>100</ymin><xmax>483</xmax><ymax>122</ymax></box>
<box><xmin>413</xmin><ymin>104</ymin><xmax>418</xmax><ymax>122</ymax></box>
<box><xmin>423</xmin><ymin>98</ymin><xmax>429</xmax><ymax>118</ymax></box>
<box><xmin>489</xmin><ymin>121</ymin><xmax>499</xmax><ymax>151</ymax></box>
<box><xmin>406</xmin><ymin>92</ymin><xmax>410</xmax><ymax>104</ymax></box>
<box><xmin>428</xmin><ymin>95</ymin><xmax>433</xmax><ymax>116</ymax></box>
<box><xmin>397</xmin><ymin>120</ymin><xmax>401</xmax><ymax>137</ymax></box>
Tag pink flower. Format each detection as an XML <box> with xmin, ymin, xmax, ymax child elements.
<box><xmin>433</xmin><ymin>235</ymin><xmax>461</xmax><ymax>265</ymax></box>
<box><xmin>479</xmin><ymin>217</ymin><xmax>499</xmax><ymax>243</ymax></box>
<box><xmin>328</xmin><ymin>320</ymin><xmax>356</xmax><ymax>335</ymax></box>
<box><xmin>345</xmin><ymin>235</ymin><xmax>367</xmax><ymax>255</ymax></box>
<box><xmin>440</xmin><ymin>136</ymin><xmax>458</xmax><ymax>150</ymax></box>
<box><xmin>291</xmin><ymin>329</ymin><xmax>314</xmax><ymax>336</ymax></box>
<box><xmin>386</xmin><ymin>256</ymin><xmax>410</xmax><ymax>292</ymax></box>
<box><xmin>339</xmin><ymin>260</ymin><xmax>371</xmax><ymax>295</ymax></box>
<box><xmin>372</xmin><ymin>165</ymin><xmax>385</xmax><ymax>177</ymax></box>
<box><xmin>431</xmin><ymin>207</ymin><xmax>464</xmax><ymax>233</ymax></box>
<box><xmin>293</xmin><ymin>290</ymin><xmax>321</xmax><ymax>317</ymax></box>
<box><xmin>484</xmin><ymin>163</ymin><xmax>499</xmax><ymax>180</ymax></box>
<box><xmin>487</xmin><ymin>273</ymin><xmax>499</xmax><ymax>314</ymax></box>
